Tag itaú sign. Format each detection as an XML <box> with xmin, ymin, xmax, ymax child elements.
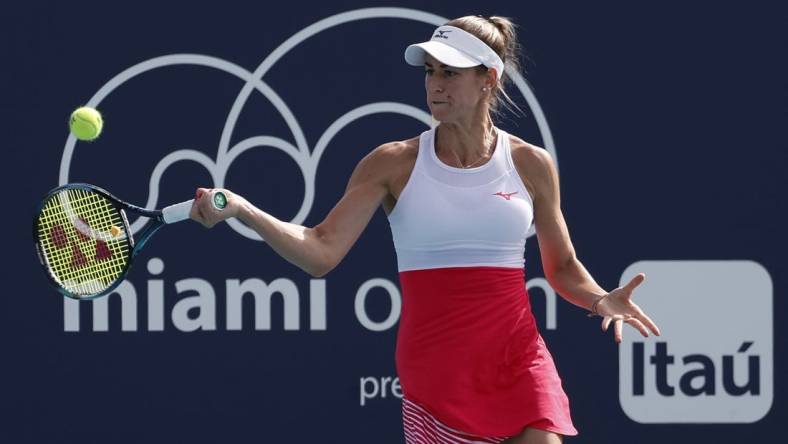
<box><xmin>618</xmin><ymin>261</ymin><xmax>773</xmax><ymax>424</ymax></box>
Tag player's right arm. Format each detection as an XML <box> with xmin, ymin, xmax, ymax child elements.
<box><xmin>191</xmin><ymin>142</ymin><xmax>401</xmax><ymax>277</ymax></box>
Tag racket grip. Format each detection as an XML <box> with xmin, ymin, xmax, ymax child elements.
<box><xmin>162</xmin><ymin>199</ymin><xmax>195</xmax><ymax>224</ymax></box>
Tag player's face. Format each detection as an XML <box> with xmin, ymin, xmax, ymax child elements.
<box><xmin>423</xmin><ymin>54</ymin><xmax>488</xmax><ymax>123</ymax></box>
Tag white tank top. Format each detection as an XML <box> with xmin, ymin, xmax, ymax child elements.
<box><xmin>387</xmin><ymin>127</ymin><xmax>534</xmax><ymax>272</ymax></box>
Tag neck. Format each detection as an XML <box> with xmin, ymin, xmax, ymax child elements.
<box><xmin>435</xmin><ymin>112</ymin><xmax>496</xmax><ymax>168</ymax></box>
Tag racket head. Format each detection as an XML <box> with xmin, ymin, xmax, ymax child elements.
<box><xmin>33</xmin><ymin>183</ymin><xmax>136</xmax><ymax>300</ymax></box>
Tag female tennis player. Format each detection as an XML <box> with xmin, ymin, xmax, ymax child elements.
<box><xmin>191</xmin><ymin>15</ymin><xmax>660</xmax><ymax>444</ymax></box>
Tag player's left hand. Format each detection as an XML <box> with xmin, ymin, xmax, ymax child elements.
<box><xmin>591</xmin><ymin>273</ymin><xmax>661</xmax><ymax>343</ymax></box>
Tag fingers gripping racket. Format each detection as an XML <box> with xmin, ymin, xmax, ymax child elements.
<box><xmin>33</xmin><ymin>183</ymin><xmax>226</xmax><ymax>300</ymax></box>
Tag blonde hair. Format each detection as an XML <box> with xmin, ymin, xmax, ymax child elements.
<box><xmin>445</xmin><ymin>15</ymin><xmax>524</xmax><ymax>118</ymax></box>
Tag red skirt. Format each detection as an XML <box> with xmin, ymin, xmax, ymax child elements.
<box><xmin>396</xmin><ymin>267</ymin><xmax>578</xmax><ymax>437</ymax></box>
<box><xmin>403</xmin><ymin>397</ymin><xmax>508</xmax><ymax>443</ymax></box>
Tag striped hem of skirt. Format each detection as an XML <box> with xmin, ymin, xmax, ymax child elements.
<box><xmin>402</xmin><ymin>397</ymin><xmax>509</xmax><ymax>444</ymax></box>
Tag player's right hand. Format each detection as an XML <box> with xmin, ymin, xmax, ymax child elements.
<box><xmin>190</xmin><ymin>187</ymin><xmax>240</xmax><ymax>228</ymax></box>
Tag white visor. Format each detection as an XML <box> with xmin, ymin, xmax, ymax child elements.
<box><xmin>404</xmin><ymin>25</ymin><xmax>505</xmax><ymax>81</ymax></box>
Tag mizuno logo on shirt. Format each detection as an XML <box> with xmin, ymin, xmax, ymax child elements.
<box><xmin>494</xmin><ymin>191</ymin><xmax>518</xmax><ymax>201</ymax></box>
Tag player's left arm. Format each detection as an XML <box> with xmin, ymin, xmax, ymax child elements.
<box><xmin>511</xmin><ymin>139</ymin><xmax>660</xmax><ymax>342</ymax></box>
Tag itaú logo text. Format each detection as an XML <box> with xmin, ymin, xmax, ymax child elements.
<box><xmin>63</xmin><ymin>257</ymin><xmax>561</xmax><ymax>333</ymax></box>
<box><xmin>631</xmin><ymin>341</ymin><xmax>762</xmax><ymax>397</ymax></box>
<box><xmin>619</xmin><ymin>261</ymin><xmax>773</xmax><ymax>424</ymax></box>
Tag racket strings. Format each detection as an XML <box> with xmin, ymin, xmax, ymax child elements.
<box><xmin>59</xmin><ymin>188</ymin><xmax>129</xmax><ymax>289</ymax></box>
<box><xmin>37</xmin><ymin>188</ymin><xmax>131</xmax><ymax>296</ymax></box>
<box><xmin>42</xmin><ymin>189</ymin><xmax>126</xmax><ymax>293</ymax></box>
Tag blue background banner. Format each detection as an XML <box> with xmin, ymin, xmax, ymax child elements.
<box><xmin>2</xmin><ymin>2</ymin><xmax>784</xmax><ymax>443</ymax></box>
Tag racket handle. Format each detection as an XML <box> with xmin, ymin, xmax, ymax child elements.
<box><xmin>212</xmin><ymin>191</ymin><xmax>227</xmax><ymax>210</ymax></box>
<box><xmin>162</xmin><ymin>199</ymin><xmax>195</xmax><ymax>224</ymax></box>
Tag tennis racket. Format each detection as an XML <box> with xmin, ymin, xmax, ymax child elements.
<box><xmin>33</xmin><ymin>183</ymin><xmax>227</xmax><ymax>300</ymax></box>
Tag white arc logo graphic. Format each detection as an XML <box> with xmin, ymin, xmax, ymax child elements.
<box><xmin>60</xmin><ymin>7</ymin><xmax>556</xmax><ymax>241</ymax></box>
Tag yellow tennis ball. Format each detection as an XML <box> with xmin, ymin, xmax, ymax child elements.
<box><xmin>69</xmin><ymin>107</ymin><xmax>103</xmax><ymax>141</ymax></box>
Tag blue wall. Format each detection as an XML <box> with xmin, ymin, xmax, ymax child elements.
<box><xmin>3</xmin><ymin>2</ymin><xmax>784</xmax><ymax>443</ymax></box>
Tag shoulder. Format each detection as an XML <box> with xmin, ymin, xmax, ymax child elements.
<box><xmin>351</xmin><ymin>136</ymin><xmax>420</xmax><ymax>185</ymax></box>
<box><xmin>507</xmin><ymin>134</ymin><xmax>559</xmax><ymax>199</ymax></box>
<box><xmin>371</xmin><ymin>136</ymin><xmax>419</xmax><ymax>161</ymax></box>
<box><xmin>508</xmin><ymin>134</ymin><xmax>556</xmax><ymax>175</ymax></box>
<box><xmin>509</xmin><ymin>135</ymin><xmax>558</xmax><ymax>184</ymax></box>
<box><xmin>363</xmin><ymin>136</ymin><xmax>420</xmax><ymax>173</ymax></box>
